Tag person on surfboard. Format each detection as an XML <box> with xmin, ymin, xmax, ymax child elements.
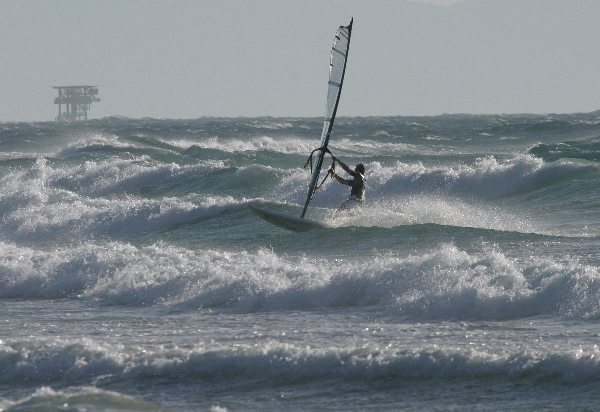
<box><xmin>329</xmin><ymin>157</ymin><xmax>365</xmax><ymax>212</ymax></box>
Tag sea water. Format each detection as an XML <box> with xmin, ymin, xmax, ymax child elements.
<box><xmin>1</xmin><ymin>114</ymin><xmax>600</xmax><ymax>410</ymax></box>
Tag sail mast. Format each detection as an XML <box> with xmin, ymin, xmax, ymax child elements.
<box><xmin>301</xmin><ymin>18</ymin><xmax>354</xmax><ymax>218</ymax></box>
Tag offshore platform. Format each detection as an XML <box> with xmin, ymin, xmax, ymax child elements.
<box><xmin>53</xmin><ymin>85</ymin><xmax>100</xmax><ymax>122</ymax></box>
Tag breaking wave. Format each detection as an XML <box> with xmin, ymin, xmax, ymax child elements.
<box><xmin>1</xmin><ymin>242</ymin><xmax>600</xmax><ymax>320</ymax></box>
<box><xmin>2</xmin><ymin>338</ymin><xmax>600</xmax><ymax>387</ymax></box>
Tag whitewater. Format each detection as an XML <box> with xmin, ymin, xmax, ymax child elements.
<box><xmin>2</xmin><ymin>114</ymin><xmax>600</xmax><ymax>410</ymax></box>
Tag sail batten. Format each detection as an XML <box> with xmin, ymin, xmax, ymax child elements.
<box><xmin>332</xmin><ymin>48</ymin><xmax>347</xmax><ymax>57</ymax></box>
<box><xmin>300</xmin><ymin>18</ymin><xmax>353</xmax><ymax>219</ymax></box>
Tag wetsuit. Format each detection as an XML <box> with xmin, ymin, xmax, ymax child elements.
<box><xmin>333</xmin><ymin>168</ymin><xmax>365</xmax><ymax>213</ymax></box>
<box><xmin>334</xmin><ymin>170</ymin><xmax>365</xmax><ymax>201</ymax></box>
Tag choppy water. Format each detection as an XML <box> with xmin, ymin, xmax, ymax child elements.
<box><xmin>2</xmin><ymin>114</ymin><xmax>600</xmax><ymax>410</ymax></box>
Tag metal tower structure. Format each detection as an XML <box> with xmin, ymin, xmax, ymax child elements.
<box><xmin>53</xmin><ymin>86</ymin><xmax>100</xmax><ymax>122</ymax></box>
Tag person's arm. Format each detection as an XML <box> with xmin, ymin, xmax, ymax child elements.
<box><xmin>332</xmin><ymin>170</ymin><xmax>352</xmax><ymax>186</ymax></box>
<box><xmin>333</xmin><ymin>157</ymin><xmax>357</xmax><ymax>177</ymax></box>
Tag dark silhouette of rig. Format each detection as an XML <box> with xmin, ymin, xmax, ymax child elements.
<box><xmin>53</xmin><ymin>85</ymin><xmax>100</xmax><ymax>122</ymax></box>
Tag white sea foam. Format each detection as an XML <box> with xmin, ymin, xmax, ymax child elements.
<box><xmin>173</xmin><ymin>136</ymin><xmax>316</xmax><ymax>154</ymax></box>
<box><xmin>0</xmin><ymin>157</ymin><xmax>50</xmax><ymax>209</ymax></box>
<box><xmin>1</xmin><ymin>242</ymin><xmax>600</xmax><ymax>320</ymax></box>
<box><xmin>169</xmin><ymin>136</ymin><xmax>428</xmax><ymax>156</ymax></box>
<box><xmin>244</xmin><ymin>120</ymin><xmax>295</xmax><ymax>129</ymax></box>
<box><xmin>0</xmin><ymin>151</ymin><xmax>41</xmax><ymax>161</ymax></box>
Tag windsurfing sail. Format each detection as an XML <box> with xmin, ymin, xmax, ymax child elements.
<box><xmin>300</xmin><ymin>18</ymin><xmax>353</xmax><ymax>218</ymax></box>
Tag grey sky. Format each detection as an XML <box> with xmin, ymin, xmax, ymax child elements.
<box><xmin>1</xmin><ymin>0</ymin><xmax>599</xmax><ymax>121</ymax></box>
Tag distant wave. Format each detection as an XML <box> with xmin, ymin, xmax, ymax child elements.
<box><xmin>170</xmin><ymin>136</ymin><xmax>432</xmax><ymax>157</ymax></box>
<box><xmin>1</xmin><ymin>242</ymin><xmax>600</xmax><ymax>320</ymax></box>
<box><xmin>2</xmin><ymin>338</ymin><xmax>600</xmax><ymax>387</ymax></box>
<box><xmin>53</xmin><ymin>133</ymin><xmax>139</xmax><ymax>158</ymax></box>
<box><xmin>0</xmin><ymin>386</ymin><xmax>167</xmax><ymax>412</ymax></box>
<box><xmin>529</xmin><ymin>140</ymin><xmax>600</xmax><ymax>162</ymax></box>
<box><xmin>178</xmin><ymin>136</ymin><xmax>316</xmax><ymax>154</ymax></box>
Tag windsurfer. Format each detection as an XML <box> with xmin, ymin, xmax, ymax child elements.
<box><xmin>329</xmin><ymin>157</ymin><xmax>365</xmax><ymax>211</ymax></box>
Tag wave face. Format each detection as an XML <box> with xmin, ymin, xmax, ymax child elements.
<box><xmin>2</xmin><ymin>114</ymin><xmax>600</xmax><ymax>410</ymax></box>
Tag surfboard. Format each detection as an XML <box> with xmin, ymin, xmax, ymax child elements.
<box><xmin>249</xmin><ymin>205</ymin><xmax>325</xmax><ymax>232</ymax></box>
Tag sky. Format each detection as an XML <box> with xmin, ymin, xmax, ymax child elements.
<box><xmin>1</xmin><ymin>0</ymin><xmax>600</xmax><ymax>121</ymax></box>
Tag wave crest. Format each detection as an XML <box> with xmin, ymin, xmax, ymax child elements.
<box><xmin>2</xmin><ymin>242</ymin><xmax>600</xmax><ymax>320</ymax></box>
<box><xmin>2</xmin><ymin>338</ymin><xmax>600</xmax><ymax>386</ymax></box>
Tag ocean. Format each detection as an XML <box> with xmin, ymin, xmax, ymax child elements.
<box><xmin>1</xmin><ymin>114</ymin><xmax>600</xmax><ymax>411</ymax></box>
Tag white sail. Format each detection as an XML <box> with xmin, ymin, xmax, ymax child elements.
<box><xmin>301</xmin><ymin>18</ymin><xmax>353</xmax><ymax>218</ymax></box>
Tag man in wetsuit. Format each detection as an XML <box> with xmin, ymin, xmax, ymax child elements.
<box><xmin>329</xmin><ymin>157</ymin><xmax>365</xmax><ymax>212</ymax></box>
